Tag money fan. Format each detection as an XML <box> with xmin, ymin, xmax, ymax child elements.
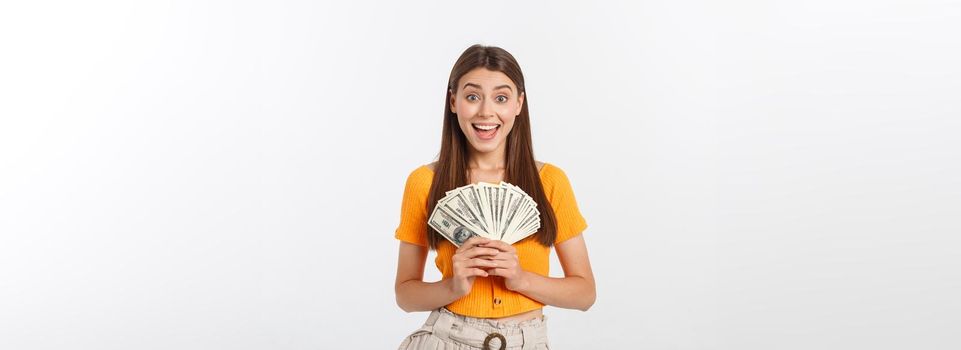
<box><xmin>428</xmin><ymin>182</ymin><xmax>541</xmax><ymax>247</ymax></box>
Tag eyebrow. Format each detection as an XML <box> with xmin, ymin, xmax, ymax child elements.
<box><xmin>463</xmin><ymin>82</ymin><xmax>513</xmax><ymax>92</ymax></box>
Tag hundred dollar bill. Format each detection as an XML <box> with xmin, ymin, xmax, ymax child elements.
<box><xmin>439</xmin><ymin>193</ymin><xmax>487</xmax><ymax>234</ymax></box>
<box><xmin>427</xmin><ymin>205</ymin><xmax>481</xmax><ymax>247</ymax></box>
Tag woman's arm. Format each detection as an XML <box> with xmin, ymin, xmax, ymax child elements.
<box><xmin>484</xmin><ymin>235</ymin><xmax>596</xmax><ymax>311</ymax></box>
<box><xmin>394</xmin><ymin>242</ymin><xmax>460</xmax><ymax>312</ymax></box>
<box><xmin>394</xmin><ymin>238</ymin><xmax>499</xmax><ymax>312</ymax></box>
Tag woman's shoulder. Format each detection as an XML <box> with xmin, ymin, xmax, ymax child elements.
<box><xmin>537</xmin><ymin>160</ymin><xmax>564</xmax><ymax>178</ymax></box>
<box><xmin>403</xmin><ymin>162</ymin><xmax>435</xmax><ymax>189</ymax></box>
<box><xmin>409</xmin><ymin>161</ymin><xmax>437</xmax><ymax>175</ymax></box>
<box><xmin>538</xmin><ymin>161</ymin><xmax>577</xmax><ymax>188</ymax></box>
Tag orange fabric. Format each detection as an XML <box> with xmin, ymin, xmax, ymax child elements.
<box><xmin>394</xmin><ymin>162</ymin><xmax>588</xmax><ymax>318</ymax></box>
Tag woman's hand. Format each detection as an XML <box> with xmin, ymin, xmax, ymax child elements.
<box><xmin>480</xmin><ymin>240</ymin><xmax>530</xmax><ymax>292</ymax></box>
<box><xmin>449</xmin><ymin>236</ymin><xmax>499</xmax><ymax>297</ymax></box>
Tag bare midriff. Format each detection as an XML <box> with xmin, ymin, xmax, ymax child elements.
<box><xmin>483</xmin><ymin>308</ymin><xmax>543</xmax><ymax>324</ymax></box>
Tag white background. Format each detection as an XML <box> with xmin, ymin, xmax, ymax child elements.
<box><xmin>2</xmin><ymin>1</ymin><xmax>959</xmax><ymax>349</ymax></box>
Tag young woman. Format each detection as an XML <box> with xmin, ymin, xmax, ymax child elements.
<box><xmin>394</xmin><ymin>44</ymin><xmax>595</xmax><ymax>350</ymax></box>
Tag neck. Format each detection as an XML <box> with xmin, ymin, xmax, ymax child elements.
<box><xmin>467</xmin><ymin>144</ymin><xmax>506</xmax><ymax>170</ymax></box>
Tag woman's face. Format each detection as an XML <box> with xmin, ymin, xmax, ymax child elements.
<box><xmin>450</xmin><ymin>68</ymin><xmax>525</xmax><ymax>157</ymax></box>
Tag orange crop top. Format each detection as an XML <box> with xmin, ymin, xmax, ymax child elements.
<box><xmin>394</xmin><ymin>162</ymin><xmax>588</xmax><ymax>318</ymax></box>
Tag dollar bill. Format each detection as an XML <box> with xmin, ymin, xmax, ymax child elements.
<box><xmin>427</xmin><ymin>205</ymin><xmax>481</xmax><ymax>247</ymax></box>
<box><xmin>428</xmin><ymin>181</ymin><xmax>541</xmax><ymax>246</ymax></box>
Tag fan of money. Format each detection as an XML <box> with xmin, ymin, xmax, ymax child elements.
<box><xmin>428</xmin><ymin>181</ymin><xmax>541</xmax><ymax>247</ymax></box>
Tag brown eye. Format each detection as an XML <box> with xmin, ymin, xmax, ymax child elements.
<box><xmin>496</xmin><ymin>95</ymin><xmax>508</xmax><ymax>103</ymax></box>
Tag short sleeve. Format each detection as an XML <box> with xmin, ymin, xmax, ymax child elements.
<box><xmin>544</xmin><ymin>164</ymin><xmax>588</xmax><ymax>245</ymax></box>
<box><xmin>394</xmin><ymin>165</ymin><xmax>433</xmax><ymax>247</ymax></box>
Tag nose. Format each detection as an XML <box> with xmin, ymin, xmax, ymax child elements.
<box><xmin>479</xmin><ymin>98</ymin><xmax>496</xmax><ymax>118</ymax></box>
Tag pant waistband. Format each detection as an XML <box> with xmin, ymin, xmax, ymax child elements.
<box><xmin>425</xmin><ymin>308</ymin><xmax>547</xmax><ymax>350</ymax></box>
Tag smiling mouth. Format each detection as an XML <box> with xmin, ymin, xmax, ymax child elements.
<box><xmin>472</xmin><ymin>123</ymin><xmax>500</xmax><ymax>140</ymax></box>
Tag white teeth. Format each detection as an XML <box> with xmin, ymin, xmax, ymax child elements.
<box><xmin>474</xmin><ymin>124</ymin><xmax>499</xmax><ymax>131</ymax></box>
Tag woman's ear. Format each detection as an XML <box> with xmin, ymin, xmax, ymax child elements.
<box><xmin>516</xmin><ymin>91</ymin><xmax>525</xmax><ymax>115</ymax></box>
<box><xmin>449</xmin><ymin>89</ymin><xmax>457</xmax><ymax>113</ymax></box>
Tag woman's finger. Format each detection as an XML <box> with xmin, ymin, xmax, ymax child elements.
<box><xmin>480</xmin><ymin>240</ymin><xmax>515</xmax><ymax>253</ymax></box>
<box><xmin>460</xmin><ymin>268</ymin><xmax>489</xmax><ymax>278</ymax></box>
<box><xmin>456</xmin><ymin>236</ymin><xmax>492</xmax><ymax>253</ymax></box>
<box><xmin>486</xmin><ymin>258</ymin><xmax>518</xmax><ymax>268</ymax></box>
<box><xmin>459</xmin><ymin>247</ymin><xmax>500</xmax><ymax>259</ymax></box>
<box><xmin>484</xmin><ymin>252</ymin><xmax>519</xmax><ymax>261</ymax></box>
<box><xmin>463</xmin><ymin>258</ymin><xmax>498</xmax><ymax>268</ymax></box>
<box><xmin>485</xmin><ymin>268</ymin><xmax>511</xmax><ymax>277</ymax></box>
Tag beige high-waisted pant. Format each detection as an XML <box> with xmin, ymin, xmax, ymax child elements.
<box><xmin>398</xmin><ymin>307</ymin><xmax>550</xmax><ymax>350</ymax></box>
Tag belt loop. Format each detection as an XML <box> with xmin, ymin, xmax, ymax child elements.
<box><xmin>520</xmin><ymin>315</ymin><xmax>546</xmax><ymax>350</ymax></box>
<box><xmin>430</xmin><ymin>308</ymin><xmax>455</xmax><ymax>342</ymax></box>
<box><xmin>425</xmin><ymin>308</ymin><xmax>442</xmax><ymax>327</ymax></box>
<box><xmin>520</xmin><ymin>325</ymin><xmax>534</xmax><ymax>350</ymax></box>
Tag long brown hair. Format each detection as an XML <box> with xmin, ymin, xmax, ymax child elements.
<box><xmin>425</xmin><ymin>44</ymin><xmax>558</xmax><ymax>249</ymax></box>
